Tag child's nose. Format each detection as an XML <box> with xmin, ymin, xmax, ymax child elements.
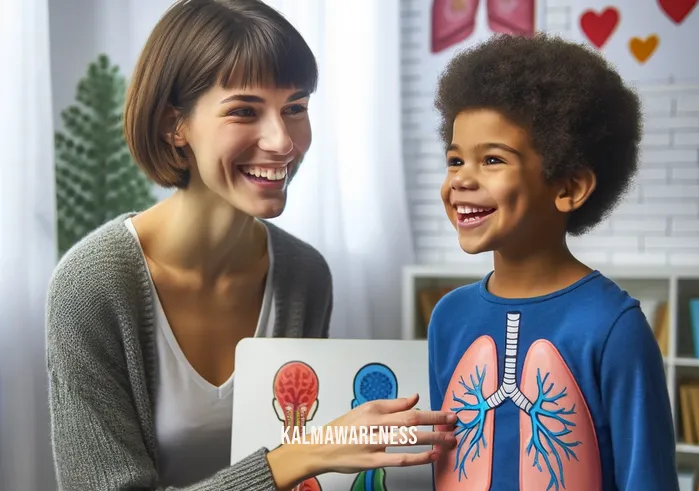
<box><xmin>451</xmin><ymin>167</ymin><xmax>478</xmax><ymax>190</ymax></box>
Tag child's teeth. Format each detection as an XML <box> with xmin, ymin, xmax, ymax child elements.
<box><xmin>456</xmin><ymin>205</ymin><xmax>493</xmax><ymax>214</ymax></box>
<box><xmin>457</xmin><ymin>205</ymin><xmax>477</xmax><ymax>214</ymax></box>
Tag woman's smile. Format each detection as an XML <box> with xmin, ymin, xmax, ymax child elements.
<box><xmin>237</xmin><ymin>163</ymin><xmax>290</xmax><ymax>190</ymax></box>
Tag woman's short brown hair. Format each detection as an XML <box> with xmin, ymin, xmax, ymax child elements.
<box><xmin>123</xmin><ymin>0</ymin><xmax>318</xmax><ymax>188</ymax></box>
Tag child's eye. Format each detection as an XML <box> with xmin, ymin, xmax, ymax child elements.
<box><xmin>447</xmin><ymin>157</ymin><xmax>463</xmax><ymax>167</ymax></box>
<box><xmin>484</xmin><ymin>156</ymin><xmax>504</xmax><ymax>165</ymax></box>
<box><xmin>228</xmin><ymin>107</ymin><xmax>256</xmax><ymax>118</ymax></box>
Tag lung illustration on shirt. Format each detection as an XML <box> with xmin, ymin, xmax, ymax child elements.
<box><xmin>433</xmin><ymin>312</ymin><xmax>602</xmax><ymax>490</ymax></box>
<box><xmin>272</xmin><ymin>361</ymin><xmax>323</xmax><ymax>491</ymax></box>
<box><xmin>349</xmin><ymin>363</ymin><xmax>398</xmax><ymax>491</ymax></box>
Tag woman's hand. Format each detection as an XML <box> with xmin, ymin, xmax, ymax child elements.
<box><xmin>307</xmin><ymin>393</ymin><xmax>456</xmax><ymax>475</ymax></box>
<box><xmin>266</xmin><ymin>393</ymin><xmax>456</xmax><ymax>489</ymax></box>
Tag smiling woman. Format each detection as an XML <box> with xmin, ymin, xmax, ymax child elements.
<box><xmin>122</xmin><ymin>0</ymin><xmax>317</xmax><ymax>219</ymax></box>
<box><xmin>208</xmin><ymin>89</ymin><xmax>312</xmax><ymax>213</ymax></box>
<box><xmin>44</xmin><ymin>1</ymin><xmax>456</xmax><ymax>490</ymax></box>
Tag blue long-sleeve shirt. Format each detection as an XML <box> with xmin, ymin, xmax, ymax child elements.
<box><xmin>428</xmin><ymin>270</ymin><xmax>678</xmax><ymax>491</ymax></box>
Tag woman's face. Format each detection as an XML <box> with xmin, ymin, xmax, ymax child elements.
<box><xmin>176</xmin><ymin>85</ymin><xmax>312</xmax><ymax>218</ymax></box>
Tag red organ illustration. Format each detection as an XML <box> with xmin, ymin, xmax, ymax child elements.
<box><xmin>273</xmin><ymin>361</ymin><xmax>320</xmax><ymax>428</ymax></box>
<box><xmin>486</xmin><ymin>0</ymin><xmax>535</xmax><ymax>38</ymax></box>
<box><xmin>431</xmin><ymin>0</ymin><xmax>479</xmax><ymax>53</ymax></box>
<box><xmin>297</xmin><ymin>479</ymin><xmax>322</xmax><ymax>491</ymax></box>
<box><xmin>431</xmin><ymin>0</ymin><xmax>535</xmax><ymax>53</ymax></box>
<box><xmin>434</xmin><ymin>313</ymin><xmax>601</xmax><ymax>490</ymax></box>
<box><xmin>272</xmin><ymin>361</ymin><xmax>322</xmax><ymax>491</ymax></box>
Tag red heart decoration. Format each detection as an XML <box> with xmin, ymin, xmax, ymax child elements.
<box><xmin>658</xmin><ymin>0</ymin><xmax>697</xmax><ymax>24</ymax></box>
<box><xmin>580</xmin><ymin>7</ymin><xmax>620</xmax><ymax>49</ymax></box>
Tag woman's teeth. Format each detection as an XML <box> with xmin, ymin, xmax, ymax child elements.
<box><xmin>240</xmin><ymin>165</ymin><xmax>287</xmax><ymax>181</ymax></box>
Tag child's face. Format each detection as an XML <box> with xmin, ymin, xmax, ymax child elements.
<box><xmin>440</xmin><ymin>108</ymin><xmax>563</xmax><ymax>255</ymax></box>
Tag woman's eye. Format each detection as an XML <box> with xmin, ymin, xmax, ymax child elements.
<box><xmin>484</xmin><ymin>156</ymin><xmax>504</xmax><ymax>165</ymax></box>
<box><xmin>284</xmin><ymin>104</ymin><xmax>308</xmax><ymax>116</ymax></box>
<box><xmin>447</xmin><ymin>157</ymin><xmax>463</xmax><ymax>167</ymax></box>
<box><xmin>228</xmin><ymin>107</ymin><xmax>256</xmax><ymax>118</ymax></box>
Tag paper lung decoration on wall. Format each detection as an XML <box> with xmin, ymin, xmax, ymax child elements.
<box><xmin>486</xmin><ymin>0</ymin><xmax>536</xmax><ymax>37</ymax></box>
<box><xmin>431</xmin><ymin>0</ymin><xmax>536</xmax><ymax>53</ymax></box>
<box><xmin>431</xmin><ymin>0</ymin><xmax>479</xmax><ymax>53</ymax></box>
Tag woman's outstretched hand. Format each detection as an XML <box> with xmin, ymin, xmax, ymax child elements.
<box><xmin>266</xmin><ymin>393</ymin><xmax>456</xmax><ymax>490</ymax></box>
<box><xmin>310</xmin><ymin>393</ymin><xmax>456</xmax><ymax>474</ymax></box>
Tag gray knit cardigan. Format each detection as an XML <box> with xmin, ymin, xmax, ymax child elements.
<box><xmin>45</xmin><ymin>213</ymin><xmax>332</xmax><ymax>490</ymax></box>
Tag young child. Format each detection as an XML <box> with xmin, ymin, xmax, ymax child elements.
<box><xmin>427</xmin><ymin>34</ymin><xmax>678</xmax><ymax>491</ymax></box>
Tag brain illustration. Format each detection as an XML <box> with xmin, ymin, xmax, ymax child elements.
<box><xmin>298</xmin><ymin>477</ymin><xmax>322</xmax><ymax>491</ymax></box>
<box><xmin>273</xmin><ymin>361</ymin><xmax>319</xmax><ymax>426</ymax></box>
<box><xmin>353</xmin><ymin>363</ymin><xmax>398</xmax><ymax>404</ymax></box>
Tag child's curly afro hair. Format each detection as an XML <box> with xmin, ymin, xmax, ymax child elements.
<box><xmin>434</xmin><ymin>33</ymin><xmax>642</xmax><ymax>236</ymax></box>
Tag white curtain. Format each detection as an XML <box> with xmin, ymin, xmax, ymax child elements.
<box><xmin>0</xmin><ymin>0</ymin><xmax>57</xmax><ymax>489</ymax></box>
<box><xmin>267</xmin><ymin>0</ymin><xmax>414</xmax><ymax>339</ymax></box>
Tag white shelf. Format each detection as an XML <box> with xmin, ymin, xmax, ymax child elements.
<box><xmin>401</xmin><ymin>263</ymin><xmax>699</xmax><ymax>470</ymax></box>
<box><xmin>676</xmin><ymin>357</ymin><xmax>699</xmax><ymax>368</ymax></box>
<box><xmin>677</xmin><ymin>443</ymin><xmax>699</xmax><ymax>454</ymax></box>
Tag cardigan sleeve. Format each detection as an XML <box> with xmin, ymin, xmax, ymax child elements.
<box><xmin>267</xmin><ymin>220</ymin><xmax>334</xmax><ymax>339</ymax></box>
<box><xmin>319</xmin><ymin>261</ymin><xmax>333</xmax><ymax>338</ymax></box>
<box><xmin>311</xmin><ymin>250</ymin><xmax>333</xmax><ymax>339</ymax></box>
<box><xmin>45</xmin><ymin>257</ymin><xmax>279</xmax><ymax>491</ymax></box>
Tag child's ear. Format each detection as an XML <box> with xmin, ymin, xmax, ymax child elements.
<box><xmin>160</xmin><ymin>106</ymin><xmax>187</xmax><ymax>148</ymax></box>
<box><xmin>554</xmin><ymin>168</ymin><xmax>596</xmax><ymax>213</ymax></box>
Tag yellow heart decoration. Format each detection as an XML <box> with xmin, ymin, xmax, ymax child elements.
<box><xmin>629</xmin><ymin>34</ymin><xmax>659</xmax><ymax>64</ymax></box>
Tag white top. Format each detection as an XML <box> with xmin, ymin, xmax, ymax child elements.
<box><xmin>124</xmin><ymin>218</ymin><xmax>275</xmax><ymax>487</ymax></box>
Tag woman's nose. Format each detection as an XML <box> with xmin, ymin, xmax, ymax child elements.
<box><xmin>258</xmin><ymin>118</ymin><xmax>293</xmax><ymax>155</ymax></box>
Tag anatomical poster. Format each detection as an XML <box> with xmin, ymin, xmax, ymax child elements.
<box><xmin>408</xmin><ymin>0</ymin><xmax>547</xmax><ymax>134</ymax></box>
<box><xmin>230</xmin><ymin>339</ymin><xmax>432</xmax><ymax>491</ymax></box>
<box><xmin>567</xmin><ymin>0</ymin><xmax>699</xmax><ymax>84</ymax></box>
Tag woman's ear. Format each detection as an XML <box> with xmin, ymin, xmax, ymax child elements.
<box><xmin>554</xmin><ymin>167</ymin><xmax>597</xmax><ymax>213</ymax></box>
<box><xmin>160</xmin><ymin>106</ymin><xmax>187</xmax><ymax>147</ymax></box>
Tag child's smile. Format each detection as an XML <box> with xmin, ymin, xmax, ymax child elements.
<box><xmin>440</xmin><ymin>108</ymin><xmax>563</xmax><ymax>256</ymax></box>
<box><xmin>454</xmin><ymin>203</ymin><xmax>496</xmax><ymax>229</ymax></box>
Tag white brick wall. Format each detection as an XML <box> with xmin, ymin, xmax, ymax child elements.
<box><xmin>401</xmin><ymin>0</ymin><xmax>699</xmax><ymax>266</ymax></box>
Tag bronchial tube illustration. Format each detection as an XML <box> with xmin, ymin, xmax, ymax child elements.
<box><xmin>272</xmin><ymin>361</ymin><xmax>322</xmax><ymax>491</ymax></box>
<box><xmin>484</xmin><ymin>313</ymin><xmax>531</xmax><ymax>412</ymax></box>
<box><xmin>350</xmin><ymin>363</ymin><xmax>398</xmax><ymax>491</ymax></box>
<box><xmin>434</xmin><ymin>312</ymin><xmax>602</xmax><ymax>491</ymax></box>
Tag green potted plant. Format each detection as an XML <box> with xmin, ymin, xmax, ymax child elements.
<box><xmin>54</xmin><ymin>54</ymin><xmax>156</xmax><ymax>257</ymax></box>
